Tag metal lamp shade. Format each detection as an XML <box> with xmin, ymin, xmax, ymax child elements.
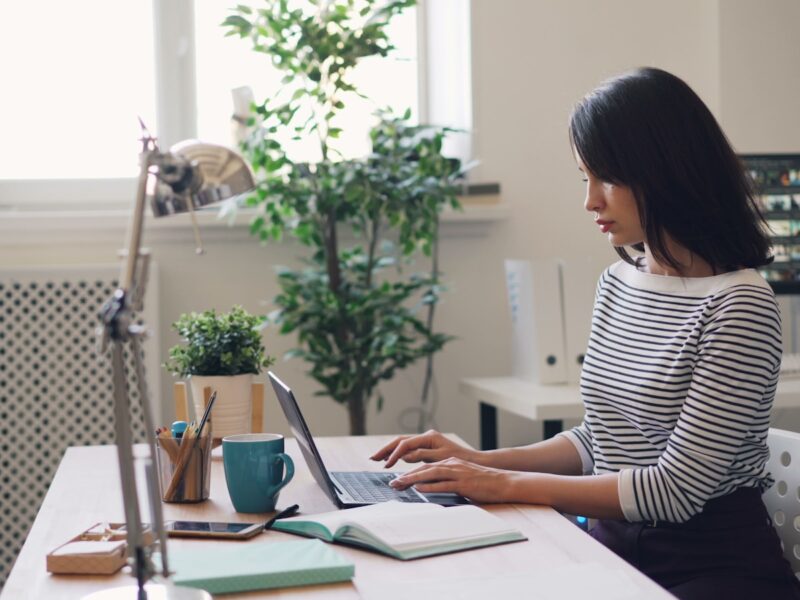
<box><xmin>149</xmin><ymin>140</ymin><xmax>255</xmax><ymax>217</ymax></box>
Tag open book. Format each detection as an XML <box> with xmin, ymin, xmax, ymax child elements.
<box><xmin>271</xmin><ymin>500</ymin><xmax>526</xmax><ymax>560</ymax></box>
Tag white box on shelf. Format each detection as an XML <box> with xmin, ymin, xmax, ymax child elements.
<box><xmin>561</xmin><ymin>257</ymin><xmax>610</xmax><ymax>383</ymax></box>
<box><xmin>504</xmin><ymin>259</ymin><xmax>567</xmax><ymax>384</ymax></box>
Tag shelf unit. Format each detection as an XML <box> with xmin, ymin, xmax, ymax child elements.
<box><xmin>740</xmin><ymin>154</ymin><xmax>800</xmax><ymax>294</ymax></box>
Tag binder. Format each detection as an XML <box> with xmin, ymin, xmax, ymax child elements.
<box><xmin>561</xmin><ymin>257</ymin><xmax>609</xmax><ymax>383</ymax></box>
<box><xmin>504</xmin><ymin>259</ymin><xmax>567</xmax><ymax>384</ymax></box>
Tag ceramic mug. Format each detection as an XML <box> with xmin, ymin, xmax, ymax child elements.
<box><xmin>222</xmin><ymin>433</ymin><xmax>295</xmax><ymax>513</ymax></box>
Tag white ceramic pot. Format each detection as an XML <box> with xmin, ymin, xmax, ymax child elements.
<box><xmin>188</xmin><ymin>374</ymin><xmax>253</xmax><ymax>439</ymax></box>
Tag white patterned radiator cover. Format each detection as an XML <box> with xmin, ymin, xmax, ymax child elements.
<box><xmin>0</xmin><ymin>263</ymin><xmax>160</xmax><ymax>588</ymax></box>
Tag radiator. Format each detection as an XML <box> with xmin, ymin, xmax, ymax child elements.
<box><xmin>0</xmin><ymin>263</ymin><xmax>160</xmax><ymax>588</ymax></box>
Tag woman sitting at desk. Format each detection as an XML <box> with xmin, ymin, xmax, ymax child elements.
<box><xmin>372</xmin><ymin>67</ymin><xmax>800</xmax><ymax>600</ymax></box>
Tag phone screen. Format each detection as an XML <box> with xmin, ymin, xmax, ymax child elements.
<box><xmin>169</xmin><ymin>521</ymin><xmax>255</xmax><ymax>533</ymax></box>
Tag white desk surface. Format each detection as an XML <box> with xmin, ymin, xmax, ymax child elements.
<box><xmin>2</xmin><ymin>436</ymin><xmax>673</xmax><ymax>599</ymax></box>
<box><xmin>461</xmin><ymin>376</ymin><xmax>800</xmax><ymax>422</ymax></box>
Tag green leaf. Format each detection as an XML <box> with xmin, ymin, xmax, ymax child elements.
<box><xmin>163</xmin><ymin>306</ymin><xmax>274</xmax><ymax>377</ymax></box>
<box><xmin>249</xmin><ymin>215</ymin><xmax>265</xmax><ymax>235</ymax></box>
<box><xmin>221</xmin><ymin>15</ymin><xmax>252</xmax><ymax>36</ymax></box>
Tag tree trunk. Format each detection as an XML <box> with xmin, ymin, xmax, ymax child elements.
<box><xmin>348</xmin><ymin>390</ymin><xmax>367</xmax><ymax>436</ymax></box>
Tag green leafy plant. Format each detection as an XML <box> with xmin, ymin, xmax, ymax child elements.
<box><xmin>164</xmin><ymin>306</ymin><xmax>275</xmax><ymax>377</ymax></box>
<box><xmin>223</xmin><ymin>0</ymin><xmax>462</xmax><ymax>434</ymax></box>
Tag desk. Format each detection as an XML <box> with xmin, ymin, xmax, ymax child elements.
<box><xmin>2</xmin><ymin>436</ymin><xmax>673</xmax><ymax>599</ymax></box>
<box><xmin>462</xmin><ymin>376</ymin><xmax>800</xmax><ymax>451</ymax></box>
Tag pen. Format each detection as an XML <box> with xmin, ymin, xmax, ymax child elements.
<box><xmin>195</xmin><ymin>390</ymin><xmax>217</xmax><ymax>438</ymax></box>
<box><xmin>263</xmin><ymin>504</ymin><xmax>300</xmax><ymax>530</ymax></box>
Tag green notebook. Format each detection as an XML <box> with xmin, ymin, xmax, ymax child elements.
<box><xmin>272</xmin><ymin>500</ymin><xmax>527</xmax><ymax>560</ymax></box>
<box><xmin>167</xmin><ymin>539</ymin><xmax>354</xmax><ymax>594</ymax></box>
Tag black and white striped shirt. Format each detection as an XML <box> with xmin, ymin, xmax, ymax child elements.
<box><xmin>560</xmin><ymin>259</ymin><xmax>782</xmax><ymax>524</ymax></box>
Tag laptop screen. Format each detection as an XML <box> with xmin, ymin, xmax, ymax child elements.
<box><xmin>268</xmin><ymin>371</ymin><xmax>341</xmax><ymax>506</ymax></box>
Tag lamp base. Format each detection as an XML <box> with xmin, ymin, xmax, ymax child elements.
<box><xmin>82</xmin><ymin>583</ymin><xmax>211</xmax><ymax>600</ymax></box>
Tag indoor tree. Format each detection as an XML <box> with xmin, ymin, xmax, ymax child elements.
<box><xmin>223</xmin><ymin>0</ymin><xmax>462</xmax><ymax>434</ymax></box>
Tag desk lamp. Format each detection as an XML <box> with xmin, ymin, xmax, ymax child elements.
<box><xmin>89</xmin><ymin>122</ymin><xmax>255</xmax><ymax>600</ymax></box>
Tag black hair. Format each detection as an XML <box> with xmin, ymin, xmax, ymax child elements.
<box><xmin>569</xmin><ymin>67</ymin><xmax>772</xmax><ymax>273</ymax></box>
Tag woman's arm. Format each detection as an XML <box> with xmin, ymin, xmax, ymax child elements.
<box><xmin>390</xmin><ymin>458</ymin><xmax>625</xmax><ymax>519</ymax></box>
<box><xmin>505</xmin><ymin>472</ymin><xmax>624</xmax><ymax>519</ymax></box>
<box><xmin>479</xmin><ymin>435</ymin><xmax>585</xmax><ymax>475</ymax></box>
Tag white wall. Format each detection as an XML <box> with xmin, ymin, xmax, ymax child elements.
<box><xmin>718</xmin><ymin>0</ymin><xmax>800</xmax><ymax>153</ymax></box>
<box><xmin>5</xmin><ymin>0</ymin><xmax>800</xmax><ymax>449</ymax></box>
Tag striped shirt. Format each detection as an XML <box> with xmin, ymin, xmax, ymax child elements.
<box><xmin>559</xmin><ymin>259</ymin><xmax>782</xmax><ymax>524</ymax></box>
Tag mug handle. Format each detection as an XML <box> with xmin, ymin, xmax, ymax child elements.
<box><xmin>271</xmin><ymin>453</ymin><xmax>295</xmax><ymax>494</ymax></box>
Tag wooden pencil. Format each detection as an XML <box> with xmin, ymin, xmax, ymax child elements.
<box><xmin>164</xmin><ymin>422</ymin><xmax>197</xmax><ymax>501</ymax></box>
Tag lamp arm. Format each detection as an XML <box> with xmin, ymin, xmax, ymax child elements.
<box><xmin>97</xmin><ymin>136</ymin><xmax>171</xmax><ymax>596</ymax></box>
<box><xmin>121</xmin><ymin>141</ymin><xmax>156</xmax><ymax>292</ymax></box>
<box><xmin>108</xmin><ymin>341</ymin><xmax>148</xmax><ymax>589</ymax></box>
<box><xmin>130</xmin><ymin>333</ymin><xmax>171</xmax><ymax>579</ymax></box>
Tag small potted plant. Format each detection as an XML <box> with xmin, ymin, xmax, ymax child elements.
<box><xmin>164</xmin><ymin>306</ymin><xmax>274</xmax><ymax>439</ymax></box>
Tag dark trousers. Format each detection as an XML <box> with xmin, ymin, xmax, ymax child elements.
<box><xmin>590</xmin><ymin>487</ymin><xmax>800</xmax><ymax>600</ymax></box>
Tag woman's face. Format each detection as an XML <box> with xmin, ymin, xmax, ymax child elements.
<box><xmin>577</xmin><ymin>156</ymin><xmax>644</xmax><ymax>247</ymax></box>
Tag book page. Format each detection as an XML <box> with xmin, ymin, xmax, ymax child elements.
<box><xmin>281</xmin><ymin>501</ymin><xmax>521</xmax><ymax>554</ymax></box>
<box><xmin>280</xmin><ymin>500</ymin><xmax>439</xmax><ymax>539</ymax></box>
<box><xmin>338</xmin><ymin>502</ymin><xmax>518</xmax><ymax>551</ymax></box>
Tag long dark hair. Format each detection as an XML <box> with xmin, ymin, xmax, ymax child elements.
<box><xmin>569</xmin><ymin>67</ymin><xmax>772</xmax><ymax>273</ymax></box>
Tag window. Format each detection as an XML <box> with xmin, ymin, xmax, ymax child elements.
<box><xmin>193</xmin><ymin>2</ymin><xmax>419</xmax><ymax>163</ymax></box>
<box><xmin>0</xmin><ymin>1</ymin><xmax>470</xmax><ymax>207</ymax></box>
<box><xmin>0</xmin><ymin>1</ymin><xmax>157</xmax><ymax>181</ymax></box>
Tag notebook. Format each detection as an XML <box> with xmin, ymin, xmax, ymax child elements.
<box><xmin>272</xmin><ymin>500</ymin><xmax>527</xmax><ymax>560</ymax></box>
<box><xmin>268</xmin><ymin>371</ymin><xmax>470</xmax><ymax>508</ymax></box>
<box><xmin>167</xmin><ymin>539</ymin><xmax>354</xmax><ymax>594</ymax></box>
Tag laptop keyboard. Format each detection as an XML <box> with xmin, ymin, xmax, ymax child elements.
<box><xmin>332</xmin><ymin>471</ymin><xmax>426</xmax><ymax>503</ymax></box>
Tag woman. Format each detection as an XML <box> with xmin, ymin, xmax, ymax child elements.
<box><xmin>372</xmin><ymin>67</ymin><xmax>800</xmax><ymax>599</ymax></box>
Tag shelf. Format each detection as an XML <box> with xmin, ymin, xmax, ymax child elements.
<box><xmin>770</xmin><ymin>236</ymin><xmax>800</xmax><ymax>245</ymax></box>
<box><xmin>763</xmin><ymin>262</ymin><xmax>800</xmax><ymax>271</ymax></box>
<box><xmin>769</xmin><ymin>281</ymin><xmax>800</xmax><ymax>295</ymax></box>
<box><xmin>762</xmin><ymin>211</ymin><xmax>800</xmax><ymax>220</ymax></box>
<box><xmin>758</xmin><ymin>187</ymin><xmax>800</xmax><ymax>195</ymax></box>
<box><xmin>0</xmin><ymin>202</ymin><xmax>509</xmax><ymax>246</ymax></box>
<box><xmin>441</xmin><ymin>203</ymin><xmax>510</xmax><ymax>222</ymax></box>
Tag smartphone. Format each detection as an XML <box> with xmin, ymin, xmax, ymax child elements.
<box><xmin>163</xmin><ymin>520</ymin><xmax>262</xmax><ymax>540</ymax></box>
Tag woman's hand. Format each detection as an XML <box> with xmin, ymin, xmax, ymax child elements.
<box><xmin>370</xmin><ymin>430</ymin><xmax>480</xmax><ymax>469</ymax></box>
<box><xmin>388</xmin><ymin>457</ymin><xmax>514</xmax><ymax>504</ymax></box>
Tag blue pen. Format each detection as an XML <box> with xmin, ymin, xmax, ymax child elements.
<box><xmin>171</xmin><ymin>420</ymin><xmax>188</xmax><ymax>439</ymax></box>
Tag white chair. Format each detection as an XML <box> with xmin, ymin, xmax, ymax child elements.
<box><xmin>763</xmin><ymin>427</ymin><xmax>800</xmax><ymax>578</ymax></box>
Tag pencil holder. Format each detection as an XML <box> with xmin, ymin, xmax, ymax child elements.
<box><xmin>155</xmin><ymin>432</ymin><xmax>212</xmax><ymax>503</ymax></box>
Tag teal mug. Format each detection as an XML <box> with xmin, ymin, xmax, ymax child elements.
<box><xmin>222</xmin><ymin>433</ymin><xmax>295</xmax><ymax>513</ymax></box>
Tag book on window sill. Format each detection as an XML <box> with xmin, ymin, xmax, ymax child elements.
<box><xmin>271</xmin><ymin>500</ymin><xmax>527</xmax><ymax>560</ymax></box>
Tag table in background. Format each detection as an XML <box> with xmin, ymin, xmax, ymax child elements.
<box><xmin>462</xmin><ymin>376</ymin><xmax>800</xmax><ymax>451</ymax></box>
<box><xmin>2</xmin><ymin>436</ymin><xmax>673</xmax><ymax>599</ymax></box>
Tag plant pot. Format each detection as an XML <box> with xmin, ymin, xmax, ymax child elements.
<box><xmin>189</xmin><ymin>374</ymin><xmax>254</xmax><ymax>440</ymax></box>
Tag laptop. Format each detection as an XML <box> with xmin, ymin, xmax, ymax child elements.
<box><xmin>268</xmin><ymin>371</ymin><xmax>470</xmax><ymax>508</ymax></box>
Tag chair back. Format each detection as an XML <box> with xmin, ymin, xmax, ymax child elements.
<box><xmin>763</xmin><ymin>427</ymin><xmax>800</xmax><ymax>577</ymax></box>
